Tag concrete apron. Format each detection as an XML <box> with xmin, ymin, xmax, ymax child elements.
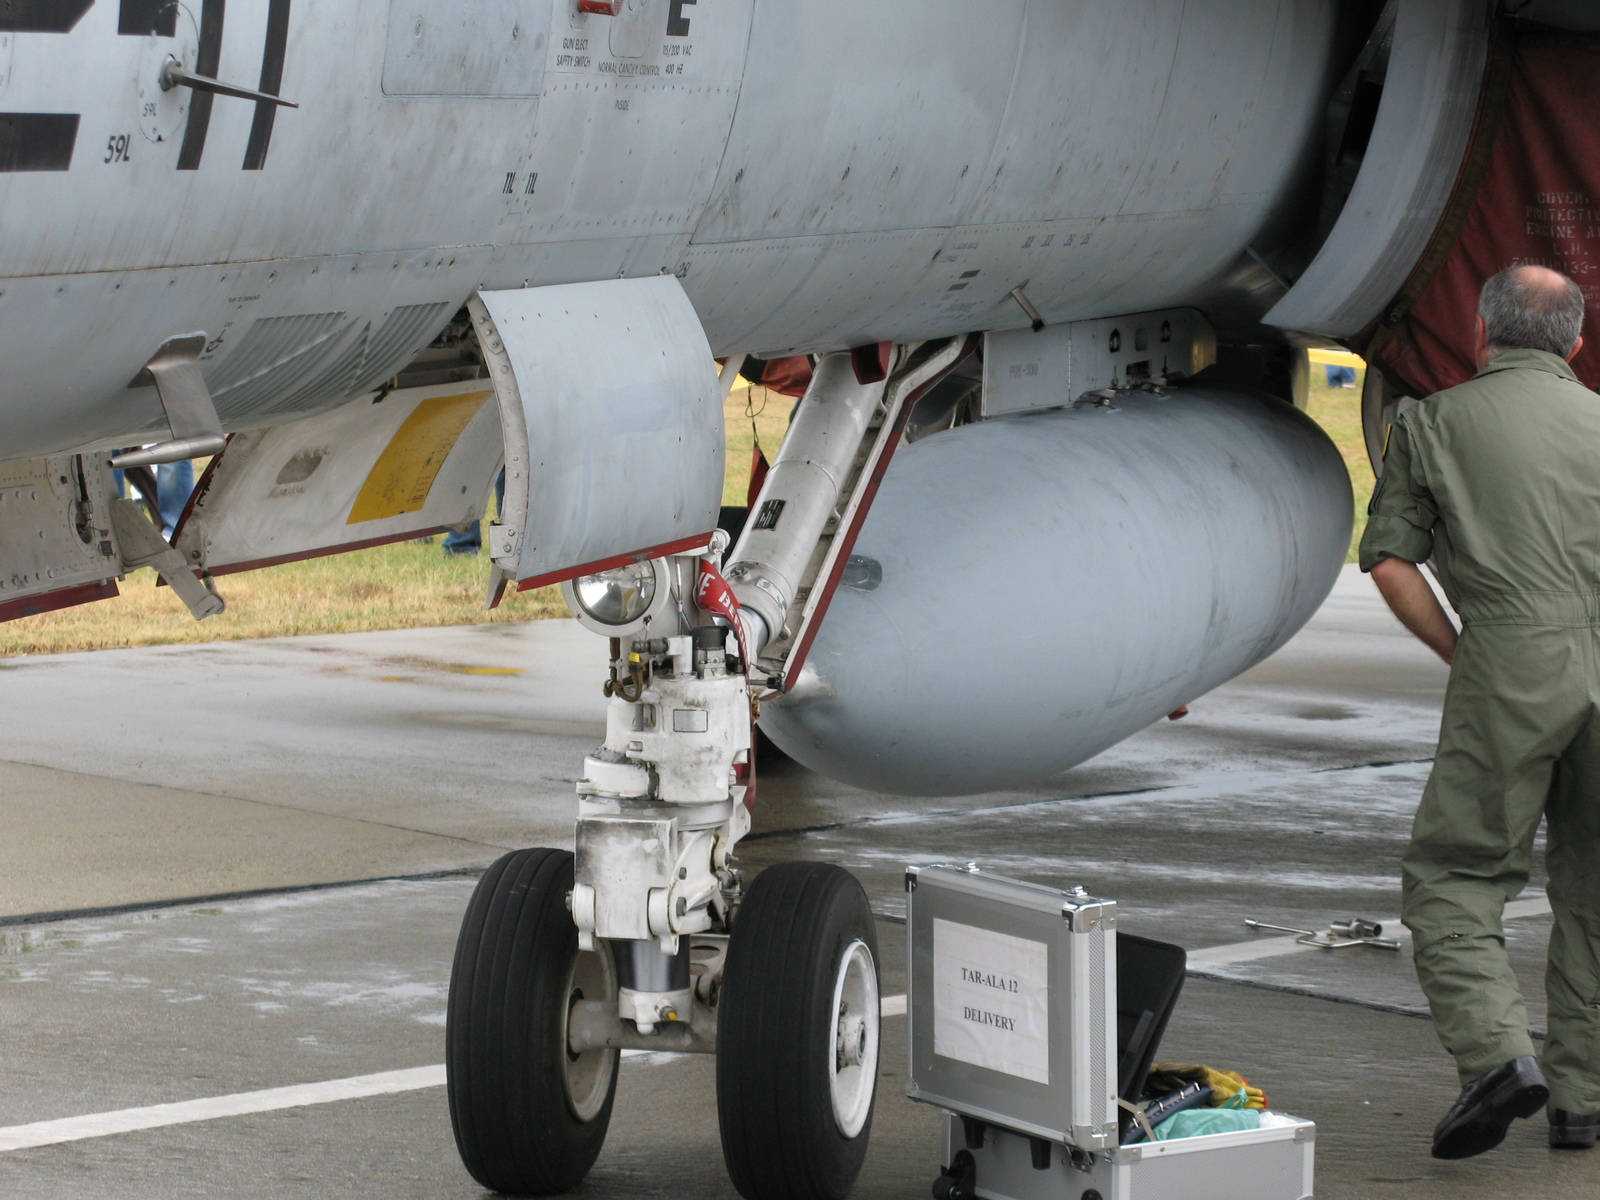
<box><xmin>0</xmin><ymin>566</ymin><xmax>1591</xmax><ymax>1198</ymax></box>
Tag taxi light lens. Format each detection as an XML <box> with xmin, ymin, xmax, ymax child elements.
<box><xmin>573</xmin><ymin>563</ymin><xmax>656</xmax><ymax>626</ymax></box>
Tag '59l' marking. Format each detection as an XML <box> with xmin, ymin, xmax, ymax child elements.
<box><xmin>103</xmin><ymin>133</ymin><xmax>133</xmax><ymax>163</ymax></box>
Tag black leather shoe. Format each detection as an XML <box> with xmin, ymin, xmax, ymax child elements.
<box><xmin>1432</xmin><ymin>1056</ymin><xmax>1549</xmax><ymax>1159</ymax></box>
<box><xmin>1549</xmin><ymin>1107</ymin><xmax>1599</xmax><ymax>1149</ymax></box>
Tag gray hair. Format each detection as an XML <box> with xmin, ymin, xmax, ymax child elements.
<box><xmin>1478</xmin><ymin>265</ymin><xmax>1585</xmax><ymax>357</ymax></box>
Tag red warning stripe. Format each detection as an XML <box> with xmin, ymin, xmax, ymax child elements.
<box><xmin>0</xmin><ymin>579</ymin><xmax>119</xmax><ymax>625</ymax></box>
<box><xmin>201</xmin><ymin>526</ymin><xmax>450</xmax><ymax>577</ymax></box>
<box><xmin>515</xmin><ymin>530</ymin><xmax>718</xmax><ymax>593</ymax></box>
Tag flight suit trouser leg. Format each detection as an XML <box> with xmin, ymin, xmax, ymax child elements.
<box><xmin>1401</xmin><ymin>624</ymin><xmax>1588</xmax><ymax>1085</ymax></box>
<box><xmin>1542</xmin><ymin>689</ymin><xmax>1600</xmax><ymax>1113</ymax></box>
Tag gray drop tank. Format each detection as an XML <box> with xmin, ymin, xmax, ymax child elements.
<box><xmin>758</xmin><ymin>387</ymin><xmax>1352</xmax><ymax>795</ymax></box>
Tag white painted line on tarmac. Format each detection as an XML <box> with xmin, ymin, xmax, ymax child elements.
<box><xmin>1503</xmin><ymin>895</ymin><xmax>1554</xmax><ymax>920</ymax></box>
<box><xmin>4</xmin><ymin>899</ymin><xmax>1561</xmax><ymax>1152</ymax></box>
<box><xmin>1188</xmin><ymin>894</ymin><xmax>1553</xmax><ymax>969</ymax></box>
<box><xmin>0</xmin><ymin>998</ymin><xmax>917</xmax><ymax>1153</ymax></box>
<box><xmin>0</xmin><ymin>1065</ymin><xmax>446</xmax><ymax>1153</ymax></box>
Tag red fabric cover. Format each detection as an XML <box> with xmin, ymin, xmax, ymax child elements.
<box><xmin>746</xmin><ymin>445</ymin><xmax>769</xmax><ymax>509</ymax></box>
<box><xmin>850</xmin><ymin>342</ymin><xmax>892</xmax><ymax>384</ymax></box>
<box><xmin>752</xmin><ymin>355</ymin><xmax>813</xmax><ymax>397</ymax></box>
<box><xmin>1372</xmin><ymin>37</ymin><xmax>1600</xmax><ymax>396</ymax></box>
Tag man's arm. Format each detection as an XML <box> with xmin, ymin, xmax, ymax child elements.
<box><xmin>1360</xmin><ymin>417</ymin><xmax>1453</xmax><ymax>662</ymax></box>
<box><xmin>1369</xmin><ymin>557</ymin><xmax>1457</xmax><ymax>665</ymax></box>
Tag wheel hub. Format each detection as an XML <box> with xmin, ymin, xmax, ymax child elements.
<box><xmin>563</xmin><ymin>945</ymin><xmax>619</xmax><ymax>1123</ymax></box>
<box><xmin>837</xmin><ymin>1010</ymin><xmax>868</xmax><ymax>1067</ymax></box>
<box><xmin>827</xmin><ymin>939</ymin><xmax>880</xmax><ymax>1138</ymax></box>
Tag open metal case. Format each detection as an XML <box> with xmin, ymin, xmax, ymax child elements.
<box><xmin>906</xmin><ymin>864</ymin><xmax>1314</xmax><ymax>1200</ymax></box>
<box><xmin>906</xmin><ymin>864</ymin><xmax>1119</xmax><ymax>1151</ymax></box>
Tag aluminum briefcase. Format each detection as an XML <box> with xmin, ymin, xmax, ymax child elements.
<box><xmin>906</xmin><ymin>863</ymin><xmax>1118</xmax><ymax>1151</ymax></box>
<box><xmin>907</xmin><ymin>863</ymin><xmax>1316</xmax><ymax>1200</ymax></box>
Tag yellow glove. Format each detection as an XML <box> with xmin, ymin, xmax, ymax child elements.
<box><xmin>1148</xmin><ymin>1062</ymin><xmax>1267</xmax><ymax>1110</ymax></box>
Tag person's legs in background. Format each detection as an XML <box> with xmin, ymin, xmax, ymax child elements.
<box><xmin>443</xmin><ymin>468</ymin><xmax>506</xmax><ymax>557</ymax></box>
<box><xmin>1540</xmin><ymin>677</ymin><xmax>1600</xmax><ymax>1144</ymax></box>
<box><xmin>1402</xmin><ymin>625</ymin><xmax>1583</xmax><ymax>1157</ymax></box>
<box><xmin>156</xmin><ymin>459</ymin><xmax>196</xmax><ymax>540</ymax></box>
<box><xmin>441</xmin><ymin>525</ymin><xmax>481</xmax><ymax>555</ymax></box>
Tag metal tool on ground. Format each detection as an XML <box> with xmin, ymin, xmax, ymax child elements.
<box><xmin>1244</xmin><ymin>916</ymin><xmax>1401</xmax><ymax>951</ymax></box>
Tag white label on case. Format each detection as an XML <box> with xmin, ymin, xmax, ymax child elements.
<box><xmin>932</xmin><ymin>917</ymin><xmax>1050</xmax><ymax>1084</ymax></box>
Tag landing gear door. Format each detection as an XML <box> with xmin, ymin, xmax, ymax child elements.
<box><xmin>172</xmin><ymin>385</ymin><xmax>504</xmax><ymax>575</ymax></box>
<box><xmin>470</xmin><ymin>278</ymin><xmax>724</xmax><ymax>600</ymax></box>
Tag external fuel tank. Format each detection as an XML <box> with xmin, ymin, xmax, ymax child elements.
<box><xmin>757</xmin><ymin>388</ymin><xmax>1352</xmax><ymax>795</ymax></box>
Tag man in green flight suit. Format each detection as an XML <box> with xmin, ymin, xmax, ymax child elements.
<box><xmin>1362</xmin><ymin>264</ymin><xmax>1596</xmax><ymax>1160</ymax></box>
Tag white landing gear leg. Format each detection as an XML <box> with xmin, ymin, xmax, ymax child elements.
<box><xmin>448</xmin><ymin>539</ymin><xmax>758</xmax><ymax>1194</ymax></box>
<box><xmin>447</xmin><ymin>324</ymin><xmax>935</xmax><ymax>1199</ymax></box>
<box><xmin>708</xmin><ymin>345</ymin><xmax>971</xmax><ymax>1198</ymax></box>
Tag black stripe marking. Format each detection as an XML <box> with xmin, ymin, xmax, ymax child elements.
<box><xmin>666</xmin><ymin>0</ymin><xmax>694</xmax><ymax>37</ymax></box>
<box><xmin>0</xmin><ymin>0</ymin><xmax>95</xmax><ymax>33</ymax></box>
<box><xmin>175</xmin><ymin>0</ymin><xmax>224</xmax><ymax>171</ymax></box>
<box><xmin>0</xmin><ymin>112</ymin><xmax>79</xmax><ymax>171</ymax></box>
<box><xmin>242</xmin><ymin>0</ymin><xmax>289</xmax><ymax>170</ymax></box>
<box><xmin>0</xmin><ymin>868</ymin><xmax>488</xmax><ymax>930</ymax></box>
<box><xmin>117</xmin><ymin>0</ymin><xmax>177</xmax><ymax>36</ymax></box>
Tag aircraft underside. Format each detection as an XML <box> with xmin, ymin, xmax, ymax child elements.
<box><xmin>3</xmin><ymin>1</ymin><xmax>1599</xmax><ymax>1195</ymax></box>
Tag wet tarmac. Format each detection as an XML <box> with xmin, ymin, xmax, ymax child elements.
<box><xmin>1</xmin><ymin>567</ymin><xmax>1594</xmax><ymax>1199</ymax></box>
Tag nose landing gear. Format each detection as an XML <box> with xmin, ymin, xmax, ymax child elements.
<box><xmin>445</xmin><ymin>339</ymin><xmax>970</xmax><ymax>1196</ymax></box>
<box><xmin>446</xmin><ymin>854</ymin><xmax>883</xmax><ymax>1199</ymax></box>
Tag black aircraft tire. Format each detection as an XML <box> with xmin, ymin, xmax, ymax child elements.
<box><xmin>717</xmin><ymin>861</ymin><xmax>881</xmax><ymax>1200</ymax></box>
<box><xmin>447</xmin><ymin>848</ymin><xmax>619</xmax><ymax>1196</ymax></box>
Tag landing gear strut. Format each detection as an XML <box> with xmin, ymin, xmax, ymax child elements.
<box><xmin>447</xmin><ymin>342</ymin><xmax>969</xmax><ymax>1197</ymax></box>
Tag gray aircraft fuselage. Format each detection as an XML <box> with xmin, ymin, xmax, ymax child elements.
<box><xmin>0</xmin><ymin>0</ymin><xmax>1338</xmax><ymax>461</ymax></box>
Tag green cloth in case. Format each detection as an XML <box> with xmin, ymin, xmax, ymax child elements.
<box><xmin>1152</xmin><ymin>1109</ymin><xmax>1261</xmax><ymax>1140</ymax></box>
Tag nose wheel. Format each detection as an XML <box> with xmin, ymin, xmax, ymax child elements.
<box><xmin>446</xmin><ymin>848</ymin><xmax>620</xmax><ymax>1196</ymax></box>
<box><xmin>717</xmin><ymin>861</ymin><xmax>882</xmax><ymax>1200</ymax></box>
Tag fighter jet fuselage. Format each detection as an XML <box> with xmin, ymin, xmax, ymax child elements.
<box><xmin>3</xmin><ymin>0</ymin><xmax>1343</xmax><ymax>460</ymax></box>
<box><xmin>14</xmin><ymin>6</ymin><xmax>1559</xmax><ymax>1197</ymax></box>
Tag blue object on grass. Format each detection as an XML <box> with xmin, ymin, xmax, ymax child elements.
<box><xmin>444</xmin><ymin>468</ymin><xmax>506</xmax><ymax>556</ymax></box>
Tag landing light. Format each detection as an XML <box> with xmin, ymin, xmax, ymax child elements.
<box><xmin>573</xmin><ymin>563</ymin><xmax>656</xmax><ymax>626</ymax></box>
<box><xmin>563</xmin><ymin>558</ymin><xmax>674</xmax><ymax>638</ymax></box>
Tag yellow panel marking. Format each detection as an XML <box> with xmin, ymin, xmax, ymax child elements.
<box><xmin>347</xmin><ymin>391</ymin><xmax>492</xmax><ymax>525</ymax></box>
<box><xmin>450</xmin><ymin>665</ymin><xmax>523</xmax><ymax>676</ymax></box>
<box><xmin>1307</xmin><ymin>348</ymin><xmax>1365</xmax><ymax>368</ymax></box>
